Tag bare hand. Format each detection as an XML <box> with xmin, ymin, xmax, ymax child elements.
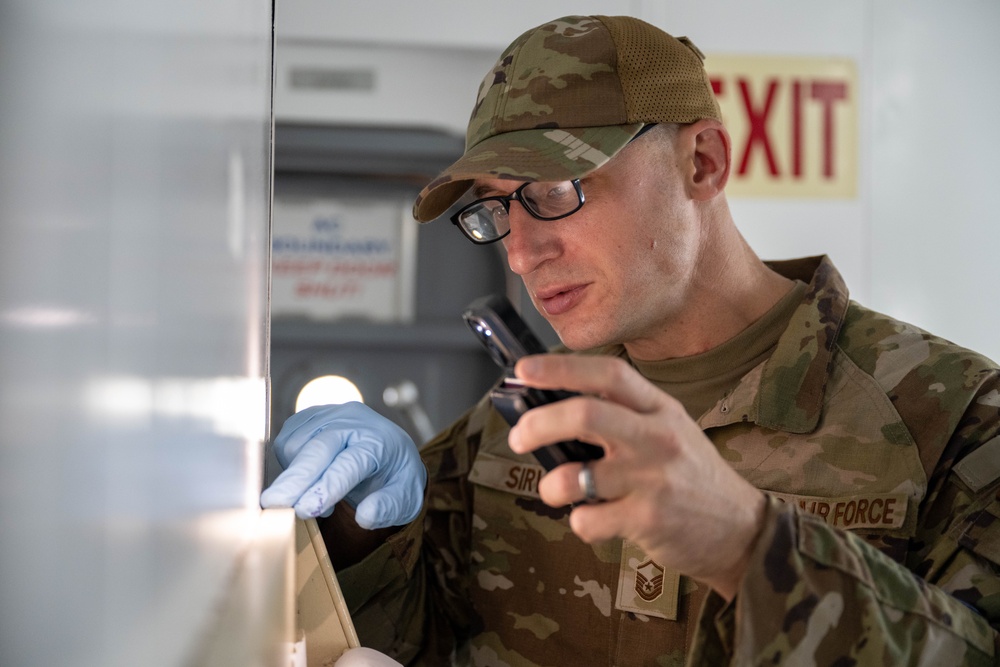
<box><xmin>507</xmin><ymin>354</ymin><xmax>766</xmax><ymax>600</ymax></box>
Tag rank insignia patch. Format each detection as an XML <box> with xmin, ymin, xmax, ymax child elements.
<box><xmin>616</xmin><ymin>541</ymin><xmax>680</xmax><ymax>620</ymax></box>
<box><xmin>635</xmin><ymin>559</ymin><xmax>665</xmax><ymax>602</ymax></box>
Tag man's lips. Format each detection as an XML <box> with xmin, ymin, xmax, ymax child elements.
<box><xmin>535</xmin><ymin>285</ymin><xmax>587</xmax><ymax>316</ymax></box>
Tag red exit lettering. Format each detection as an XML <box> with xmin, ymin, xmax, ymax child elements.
<box><xmin>710</xmin><ymin>75</ymin><xmax>850</xmax><ymax>180</ymax></box>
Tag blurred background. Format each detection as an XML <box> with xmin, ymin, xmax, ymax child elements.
<box><xmin>1</xmin><ymin>1</ymin><xmax>998</xmax><ymax>665</ymax></box>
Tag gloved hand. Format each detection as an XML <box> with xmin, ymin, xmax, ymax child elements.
<box><xmin>260</xmin><ymin>402</ymin><xmax>426</xmax><ymax>529</ymax></box>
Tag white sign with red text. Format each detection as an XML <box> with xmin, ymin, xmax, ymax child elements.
<box><xmin>271</xmin><ymin>196</ymin><xmax>416</xmax><ymax>321</ymax></box>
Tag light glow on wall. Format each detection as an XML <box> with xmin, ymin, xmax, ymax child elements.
<box><xmin>295</xmin><ymin>375</ymin><xmax>364</xmax><ymax>412</ymax></box>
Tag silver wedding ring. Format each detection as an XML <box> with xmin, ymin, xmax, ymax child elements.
<box><xmin>578</xmin><ymin>462</ymin><xmax>599</xmax><ymax>504</ymax></box>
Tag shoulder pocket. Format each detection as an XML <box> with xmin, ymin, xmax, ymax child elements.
<box><xmin>950</xmin><ymin>436</ymin><xmax>1000</xmax><ymax>566</ymax></box>
<box><xmin>955</xmin><ymin>495</ymin><xmax>1000</xmax><ymax>568</ymax></box>
<box><xmin>954</xmin><ymin>435</ymin><xmax>1000</xmax><ymax>493</ymax></box>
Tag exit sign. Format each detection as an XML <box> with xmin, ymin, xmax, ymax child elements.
<box><xmin>707</xmin><ymin>55</ymin><xmax>858</xmax><ymax>198</ymax></box>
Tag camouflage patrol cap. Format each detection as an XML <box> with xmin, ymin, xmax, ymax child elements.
<box><xmin>412</xmin><ymin>15</ymin><xmax>722</xmax><ymax>222</ymax></box>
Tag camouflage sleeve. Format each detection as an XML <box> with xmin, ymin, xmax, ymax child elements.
<box><xmin>336</xmin><ymin>402</ymin><xmax>481</xmax><ymax>666</ymax></box>
<box><xmin>690</xmin><ymin>378</ymin><xmax>1000</xmax><ymax>666</ymax></box>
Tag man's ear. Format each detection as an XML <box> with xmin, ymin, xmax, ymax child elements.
<box><xmin>681</xmin><ymin>119</ymin><xmax>731</xmax><ymax>200</ymax></box>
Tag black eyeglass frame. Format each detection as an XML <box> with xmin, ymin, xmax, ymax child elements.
<box><xmin>450</xmin><ymin>179</ymin><xmax>585</xmax><ymax>245</ymax></box>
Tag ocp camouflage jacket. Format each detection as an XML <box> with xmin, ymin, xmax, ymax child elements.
<box><xmin>338</xmin><ymin>255</ymin><xmax>1000</xmax><ymax>666</ymax></box>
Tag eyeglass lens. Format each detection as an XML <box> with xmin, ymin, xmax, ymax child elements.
<box><xmin>455</xmin><ymin>180</ymin><xmax>582</xmax><ymax>244</ymax></box>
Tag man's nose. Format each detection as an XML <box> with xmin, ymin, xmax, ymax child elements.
<box><xmin>502</xmin><ymin>203</ymin><xmax>560</xmax><ymax>276</ymax></box>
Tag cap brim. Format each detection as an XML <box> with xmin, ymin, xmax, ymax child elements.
<box><xmin>412</xmin><ymin>123</ymin><xmax>645</xmax><ymax>222</ymax></box>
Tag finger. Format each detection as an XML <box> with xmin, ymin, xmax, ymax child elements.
<box><xmin>515</xmin><ymin>354</ymin><xmax>667</xmax><ymax>414</ymax></box>
<box><xmin>537</xmin><ymin>458</ymin><xmax>629</xmax><ymax>508</ymax></box>
<box><xmin>354</xmin><ymin>471</ymin><xmax>425</xmax><ymax>529</ymax></box>
<box><xmin>508</xmin><ymin>396</ymin><xmax>652</xmax><ymax>460</ymax></box>
<box><xmin>293</xmin><ymin>446</ymin><xmax>380</xmax><ymax>519</ymax></box>
<box><xmin>569</xmin><ymin>501</ymin><xmax>630</xmax><ymax>544</ymax></box>
<box><xmin>537</xmin><ymin>461</ymin><xmax>591</xmax><ymax>507</ymax></box>
<box><xmin>259</xmin><ymin>438</ymin><xmax>341</xmax><ymax>509</ymax></box>
<box><xmin>272</xmin><ymin>408</ymin><xmax>349</xmax><ymax>467</ymax></box>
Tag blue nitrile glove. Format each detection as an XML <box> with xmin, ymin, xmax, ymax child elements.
<box><xmin>260</xmin><ymin>402</ymin><xmax>426</xmax><ymax>528</ymax></box>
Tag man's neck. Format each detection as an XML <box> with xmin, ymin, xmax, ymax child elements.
<box><xmin>624</xmin><ymin>247</ymin><xmax>796</xmax><ymax>362</ymax></box>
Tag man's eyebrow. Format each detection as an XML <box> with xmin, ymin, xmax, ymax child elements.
<box><xmin>471</xmin><ymin>177</ymin><xmax>529</xmax><ymax>199</ymax></box>
<box><xmin>471</xmin><ymin>184</ymin><xmax>505</xmax><ymax>199</ymax></box>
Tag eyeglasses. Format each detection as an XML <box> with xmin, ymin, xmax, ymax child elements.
<box><xmin>450</xmin><ymin>179</ymin><xmax>585</xmax><ymax>245</ymax></box>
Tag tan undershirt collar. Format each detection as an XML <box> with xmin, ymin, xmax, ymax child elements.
<box><xmin>629</xmin><ymin>280</ymin><xmax>807</xmax><ymax>419</ymax></box>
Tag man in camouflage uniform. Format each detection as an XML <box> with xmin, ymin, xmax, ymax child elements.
<box><xmin>263</xmin><ymin>15</ymin><xmax>1000</xmax><ymax>666</ymax></box>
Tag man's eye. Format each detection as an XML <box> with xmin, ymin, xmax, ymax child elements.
<box><xmin>545</xmin><ymin>183</ymin><xmax>576</xmax><ymax>202</ymax></box>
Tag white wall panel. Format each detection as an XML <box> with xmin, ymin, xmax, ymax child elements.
<box><xmin>274</xmin><ymin>0</ymin><xmax>637</xmax><ymax>135</ymax></box>
<box><xmin>274</xmin><ymin>41</ymin><xmax>497</xmax><ymax>135</ymax></box>
<box><xmin>0</xmin><ymin>2</ymin><xmax>281</xmax><ymax>666</ymax></box>
<box><xmin>277</xmin><ymin>0</ymin><xmax>638</xmax><ymax>49</ymax></box>
<box><xmin>870</xmin><ymin>0</ymin><xmax>1000</xmax><ymax>360</ymax></box>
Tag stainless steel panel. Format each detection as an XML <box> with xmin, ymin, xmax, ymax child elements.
<box><xmin>0</xmin><ymin>2</ymin><xmax>275</xmax><ymax>665</ymax></box>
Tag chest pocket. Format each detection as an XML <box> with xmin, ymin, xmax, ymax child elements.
<box><xmin>721</xmin><ymin>431</ymin><xmax>922</xmax><ymax>561</ymax></box>
<box><xmin>708</xmin><ymin>353</ymin><xmax>928</xmax><ymax>558</ymax></box>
